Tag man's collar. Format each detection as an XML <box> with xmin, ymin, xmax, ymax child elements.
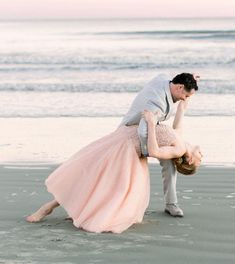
<box><xmin>165</xmin><ymin>81</ymin><xmax>174</xmax><ymax>106</ymax></box>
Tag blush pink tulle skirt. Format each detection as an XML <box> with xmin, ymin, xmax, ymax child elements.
<box><xmin>45</xmin><ymin>126</ymin><xmax>149</xmax><ymax>233</ymax></box>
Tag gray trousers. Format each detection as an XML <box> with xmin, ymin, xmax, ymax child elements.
<box><xmin>160</xmin><ymin>159</ymin><xmax>178</xmax><ymax>204</ymax></box>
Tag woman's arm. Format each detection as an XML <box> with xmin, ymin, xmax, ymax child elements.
<box><xmin>143</xmin><ymin>110</ymin><xmax>186</xmax><ymax>159</ymax></box>
<box><xmin>172</xmin><ymin>99</ymin><xmax>189</xmax><ymax>133</ymax></box>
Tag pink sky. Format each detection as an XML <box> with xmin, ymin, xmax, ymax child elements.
<box><xmin>0</xmin><ymin>0</ymin><xmax>235</xmax><ymax>19</ymax></box>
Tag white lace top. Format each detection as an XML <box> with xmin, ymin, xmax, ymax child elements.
<box><xmin>124</xmin><ymin>124</ymin><xmax>177</xmax><ymax>157</ymax></box>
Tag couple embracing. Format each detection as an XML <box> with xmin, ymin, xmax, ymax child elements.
<box><xmin>26</xmin><ymin>73</ymin><xmax>202</xmax><ymax>233</ymax></box>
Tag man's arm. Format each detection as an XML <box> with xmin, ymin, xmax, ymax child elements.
<box><xmin>137</xmin><ymin>118</ymin><xmax>148</xmax><ymax>156</ymax></box>
<box><xmin>138</xmin><ymin>104</ymin><xmax>164</xmax><ymax>156</ymax></box>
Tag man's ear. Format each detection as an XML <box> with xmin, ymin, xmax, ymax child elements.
<box><xmin>180</xmin><ymin>85</ymin><xmax>185</xmax><ymax>90</ymax></box>
<box><xmin>176</xmin><ymin>84</ymin><xmax>183</xmax><ymax>91</ymax></box>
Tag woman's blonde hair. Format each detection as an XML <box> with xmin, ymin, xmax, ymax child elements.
<box><xmin>173</xmin><ymin>155</ymin><xmax>197</xmax><ymax>175</ymax></box>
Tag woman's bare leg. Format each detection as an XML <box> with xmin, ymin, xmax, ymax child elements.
<box><xmin>26</xmin><ymin>199</ymin><xmax>59</xmax><ymax>223</ymax></box>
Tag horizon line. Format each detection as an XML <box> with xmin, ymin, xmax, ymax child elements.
<box><xmin>0</xmin><ymin>16</ymin><xmax>235</xmax><ymax>21</ymax></box>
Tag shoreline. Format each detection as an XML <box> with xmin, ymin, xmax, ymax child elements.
<box><xmin>2</xmin><ymin>161</ymin><xmax>235</xmax><ymax>169</ymax></box>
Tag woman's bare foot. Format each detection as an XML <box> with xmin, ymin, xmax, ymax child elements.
<box><xmin>26</xmin><ymin>206</ymin><xmax>53</xmax><ymax>223</ymax></box>
<box><xmin>26</xmin><ymin>200</ymin><xmax>59</xmax><ymax>223</ymax></box>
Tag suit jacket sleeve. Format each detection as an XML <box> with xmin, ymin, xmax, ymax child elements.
<box><xmin>138</xmin><ymin>100</ymin><xmax>166</xmax><ymax>156</ymax></box>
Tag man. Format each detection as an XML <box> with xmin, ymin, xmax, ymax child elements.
<box><xmin>120</xmin><ymin>72</ymin><xmax>199</xmax><ymax>217</ymax></box>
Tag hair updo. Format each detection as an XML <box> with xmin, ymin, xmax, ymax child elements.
<box><xmin>173</xmin><ymin>155</ymin><xmax>197</xmax><ymax>176</ymax></box>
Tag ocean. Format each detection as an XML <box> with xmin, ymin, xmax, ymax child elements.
<box><xmin>1</xmin><ymin>18</ymin><xmax>235</xmax><ymax>117</ymax></box>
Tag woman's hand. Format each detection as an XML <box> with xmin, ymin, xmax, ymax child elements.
<box><xmin>178</xmin><ymin>97</ymin><xmax>189</xmax><ymax>110</ymax></box>
<box><xmin>142</xmin><ymin>110</ymin><xmax>155</xmax><ymax>124</ymax></box>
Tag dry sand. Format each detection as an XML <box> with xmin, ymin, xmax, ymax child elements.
<box><xmin>1</xmin><ymin>116</ymin><xmax>235</xmax><ymax>165</ymax></box>
<box><xmin>0</xmin><ymin>163</ymin><xmax>235</xmax><ymax>264</ymax></box>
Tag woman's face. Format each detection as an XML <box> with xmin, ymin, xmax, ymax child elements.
<box><xmin>185</xmin><ymin>145</ymin><xmax>202</xmax><ymax>167</ymax></box>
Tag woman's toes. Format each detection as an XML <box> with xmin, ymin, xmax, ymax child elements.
<box><xmin>26</xmin><ymin>215</ymin><xmax>38</xmax><ymax>223</ymax></box>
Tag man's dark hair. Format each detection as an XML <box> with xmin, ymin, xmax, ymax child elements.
<box><xmin>171</xmin><ymin>73</ymin><xmax>198</xmax><ymax>92</ymax></box>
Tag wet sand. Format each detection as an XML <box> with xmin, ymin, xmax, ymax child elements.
<box><xmin>0</xmin><ymin>164</ymin><xmax>235</xmax><ymax>264</ymax></box>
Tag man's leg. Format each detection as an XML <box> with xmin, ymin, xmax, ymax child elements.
<box><xmin>160</xmin><ymin>159</ymin><xmax>184</xmax><ymax>217</ymax></box>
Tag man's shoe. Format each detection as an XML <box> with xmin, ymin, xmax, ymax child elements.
<box><xmin>165</xmin><ymin>204</ymin><xmax>184</xmax><ymax>217</ymax></box>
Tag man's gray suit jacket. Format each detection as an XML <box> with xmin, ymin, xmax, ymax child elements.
<box><xmin>120</xmin><ymin>74</ymin><xmax>174</xmax><ymax>156</ymax></box>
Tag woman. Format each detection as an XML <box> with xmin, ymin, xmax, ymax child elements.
<box><xmin>144</xmin><ymin>98</ymin><xmax>202</xmax><ymax>174</ymax></box>
<box><xmin>26</xmin><ymin>99</ymin><xmax>202</xmax><ymax>233</ymax></box>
